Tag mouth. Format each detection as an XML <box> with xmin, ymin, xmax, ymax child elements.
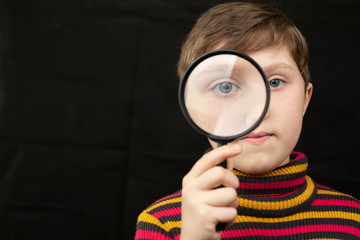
<box><xmin>241</xmin><ymin>131</ymin><xmax>273</xmax><ymax>144</ymax></box>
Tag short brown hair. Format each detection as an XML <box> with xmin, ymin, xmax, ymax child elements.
<box><xmin>177</xmin><ymin>2</ymin><xmax>310</xmax><ymax>87</ymax></box>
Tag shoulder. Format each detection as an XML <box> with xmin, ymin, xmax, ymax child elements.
<box><xmin>316</xmin><ymin>184</ymin><xmax>360</xmax><ymax>202</ymax></box>
<box><xmin>135</xmin><ymin>191</ymin><xmax>183</xmax><ymax>239</ymax></box>
<box><xmin>145</xmin><ymin>190</ymin><xmax>183</xmax><ymax>212</ymax></box>
<box><xmin>314</xmin><ymin>183</ymin><xmax>360</xmax><ymax>214</ymax></box>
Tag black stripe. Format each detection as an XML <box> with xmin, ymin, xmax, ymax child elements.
<box><xmin>237</xmin><ymin>185</ymin><xmax>302</xmax><ymax>196</ymax></box>
<box><xmin>158</xmin><ymin>214</ymin><xmax>182</xmax><ymax>224</ymax></box>
<box><xmin>136</xmin><ymin>221</ymin><xmax>180</xmax><ymax>238</ymax></box>
<box><xmin>316</xmin><ymin>192</ymin><xmax>359</xmax><ymax>201</ymax></box>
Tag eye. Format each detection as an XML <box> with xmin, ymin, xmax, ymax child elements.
<box><xmin>269</xmin><ymin>79</ymin><xmax>284</xmax><ymax>88</ymax></box>
<box><xmin>213</xmin><ymin>82</ymin><xmax>239</xmax><ymax>95</ymax></box>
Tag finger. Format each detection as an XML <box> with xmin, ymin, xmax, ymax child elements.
<box><xmin>196</xmin><ymin>166</ymin><xmax>239</xmax><ymax>190</ymax></box>
<box><xmin>189</xmin><ymin>143</ymin><xmax>241</xmax><ymax>178</ymax></box>
<box><xmin>211</xmin><ymin>206</ymin><xmax>238</xmax><ymax>227</ymax></box>
<box><xmin>202</xmin><ymin>187</ymin><xmax>238</xmax><ymax>207</ymax></box>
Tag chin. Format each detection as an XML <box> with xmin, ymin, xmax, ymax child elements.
<box><xmin>238</xmin><ymin>164</ymin><xmax>275</xmax><ymax>175</ymax></box>
<box><xmin>231</xmin><ymin>152</ymin><xmax>288</xmax><ymax>175</ymax></box>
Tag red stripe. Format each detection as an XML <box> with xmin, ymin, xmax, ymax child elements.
<box><xmin>152</xmin><ymin>207</ymin><xmax>182</xmax><ymax>218</ymax></box>
<box><xmin>291</xmin><ymin>151</ymin><xmax>305</xmax><ymax>160</ymax></box>
<box><xmin>135</xmin><ymin>230</ymin><xmax>180</xmax><ymax>240</ymax></box>
<box><xmin>311</xmin><ymin>199</ymin><xmax>360</xmax><ymax>208</ymax></box>
<box><xmin>239</xmin><ymin>177</ymin><xmax>305</xmax><ymax>190</ymax></box>
<box><xmin>222</xmin><ymin>224</ymin><xmax>360</xmax><ymax>237</ymax></box>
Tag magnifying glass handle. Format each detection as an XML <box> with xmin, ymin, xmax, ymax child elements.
<box><xmin>217</xmin><ymin>142</ymin><xmax>227</xmax><ymax>168</ymax></box>
<box><xmin>218</xmin><ymin>160</ymin><xmax>227</xmax><ymax>168</ymax></box>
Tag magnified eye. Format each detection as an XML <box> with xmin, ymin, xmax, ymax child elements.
<box><xmin>269</xmin><ymin>79</ymin><xmax>284</xmax><ymax>88</ymax></box>
<box><xmin>213</xmin><ymin>82</ymin><xmax>239</xmax><ymax>94</ymax></box>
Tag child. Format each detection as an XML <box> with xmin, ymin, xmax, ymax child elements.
<box><xmin>135</xmin><ymin>2</ymin><xmax>360</xmax><ymax>239</ymax></box>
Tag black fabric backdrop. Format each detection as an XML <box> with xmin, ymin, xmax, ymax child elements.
<box><xmin>0</xmin><ymin>0</ymin><xmax>359</xmax><ymax>239</ymax></box>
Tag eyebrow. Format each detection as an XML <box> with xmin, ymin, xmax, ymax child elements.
<box><xmin>262</xmin><ymin>63</ymin><xmax>294</xmax><ymax>72</ymax></box>
<box><xmin>192</xmin><ymin>64</ymin><xmax>235</xmax><ymax>80</ymax></box>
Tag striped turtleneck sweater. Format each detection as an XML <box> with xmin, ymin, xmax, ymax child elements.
<box><xmin>135</xmin><ymin>152</ymin><xmax>360</xmax><ymax>239</ymax></box>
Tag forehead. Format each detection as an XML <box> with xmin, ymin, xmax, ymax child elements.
<box><xmin>247</xmin><ymin>45</ymin><xmax>298</xmax><ymax>72</ymax></box>
<box><xmin>210</xmin><ymin>44</ymin><xmax>298</xmax><ymax>73</ymax></box>
<box><xmin>211</xmin><ymin>39</ymin><xmax>294</xmax><ymax>63</ymax></box>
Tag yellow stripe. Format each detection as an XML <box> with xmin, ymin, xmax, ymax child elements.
<box><xmin>235</xmin><ymin>210</ymin><xmax>360</xmax><ymax>223</ymax></box>
<box><xmin>318</xmin><ymin>189</ymin><xmax>346</xmax><ymax>196</ymax></box>
<box><xmin>317</xmin><ymin>189</ymin><xmax>355</xmax><ymax>199</ymax></box>
<box><xmin>138</xmin><ymin>211</ymin><xmax>182</xmax><ymax>231</ymax></box>
<box><xmin>138</xmin><ymin>212</ymin><xmax>163</xmax><ymax>228</ymax></box>
<box><xmin>238</xmin><ymin>176</ymin><xmax>314</xmax><ymax>210</ymax></box>
<box><xmin>161</xmin><ymin>220</ymin><xmax>182</xmax><ymax>230</ymax></box>
<box><xmin>234</xmin><ymin>163</ymin><xmax>307</xmax><ymax>178</ymax></box>
<box><xmin>145</xmin><ymin>196</ymin><xmax>182</xmax><ymax>213</ymax></box>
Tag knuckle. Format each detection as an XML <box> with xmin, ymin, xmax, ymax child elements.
<box><xmin>232</xmin><ymin>176</ymin><xmax>240</xmax><ymax>188</ymax></box>
<box><xmin>181</xmin><ymin>184</ymin><xmax>193</xmax><ymax>198</ymax></box>
<box><xmin>201</xmin><ymin>150</ymin><xmax>211</xmax><ymax>158</ymax></box>
<box><xmin>182</xmin><ymin>175</ymin><xmax>189</xmax><ymax>187</ymax></box>
<box><xmin>229</xmin><ymin>207</ymin><xmax>238</xmax><ymax>220</ymax></box>
<box><xmin>212</xmin><ymin>166</ymin><xmax>227</xmax><ymax>181</ymax></box>
<box><xmin>182</xmin><ymin>173</ymin><xmax>192</xmax><ymax>187</ymax></box>
<box><xmin>227</xmin><ymin>188</ymin><xmax>238</xmax><ymax>201</ymax></box>
<box><xmin>197</xmin><ymin>206</ymin><xmax>211</xmax><ymax>220</ymax></box>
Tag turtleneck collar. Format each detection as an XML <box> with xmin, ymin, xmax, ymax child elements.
<box><xmin>233</xmin><ymin>151</ymin><xmax>317</xmax><ymax>217</ymax></box>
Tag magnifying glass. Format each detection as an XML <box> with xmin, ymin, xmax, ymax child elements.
<box><xmin>178</xmin><ymin>49</ymin><xmax>270</xmax><ymax>168</ymax></box>
<box><xmin>178</xmin><ymin>49</ymin><xmax>270</xmax><ymax>231</ymax></box>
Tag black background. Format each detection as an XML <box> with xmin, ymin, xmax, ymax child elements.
<box><xmin>0</xmin><ymin>0</ymin><xmax>359</xmax><ymax>239</ymax></box>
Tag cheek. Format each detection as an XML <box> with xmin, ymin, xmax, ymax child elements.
<box><xmin>271</xmin><ymin>91</ymin><xmax>305</xmax><ymax>136</ymax></box>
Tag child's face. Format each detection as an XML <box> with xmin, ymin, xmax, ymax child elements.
<box><xmin>208</xmin><ymin>45</ymin><xmax>313</xmax><ymax>174</ymax></box>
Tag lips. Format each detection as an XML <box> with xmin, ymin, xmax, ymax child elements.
<box><xmin>241</xmin><ymin>131</ymin><xmax>273</xmax><ymax>144</ymax></box>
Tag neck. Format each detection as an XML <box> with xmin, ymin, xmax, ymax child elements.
<box><xmin>233</xmin><ymin>152</ymin><xmax>317</xmax><ymax>217</ymax></box>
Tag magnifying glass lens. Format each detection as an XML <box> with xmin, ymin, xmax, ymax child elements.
<box><xmin>182</xmin><ymin>52</ymin><xmax>269</xmax><ymax>141</ymax></box>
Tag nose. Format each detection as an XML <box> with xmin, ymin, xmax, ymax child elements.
<box><xmin>262</xmin><ymin>99</ymin><xmax>271</xmax><ymax>121</ymax></box>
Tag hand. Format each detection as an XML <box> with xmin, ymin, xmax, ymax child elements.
<box><xmin>180</xmin><ymin>143</ymin><xmax>241</xmax><ymax>240</ymax></box>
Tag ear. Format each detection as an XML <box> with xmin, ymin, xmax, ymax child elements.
<box><xmin>303</xmin><ymin>83</ymin><xmax>313</xmax><ymax>115</ymax></box>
